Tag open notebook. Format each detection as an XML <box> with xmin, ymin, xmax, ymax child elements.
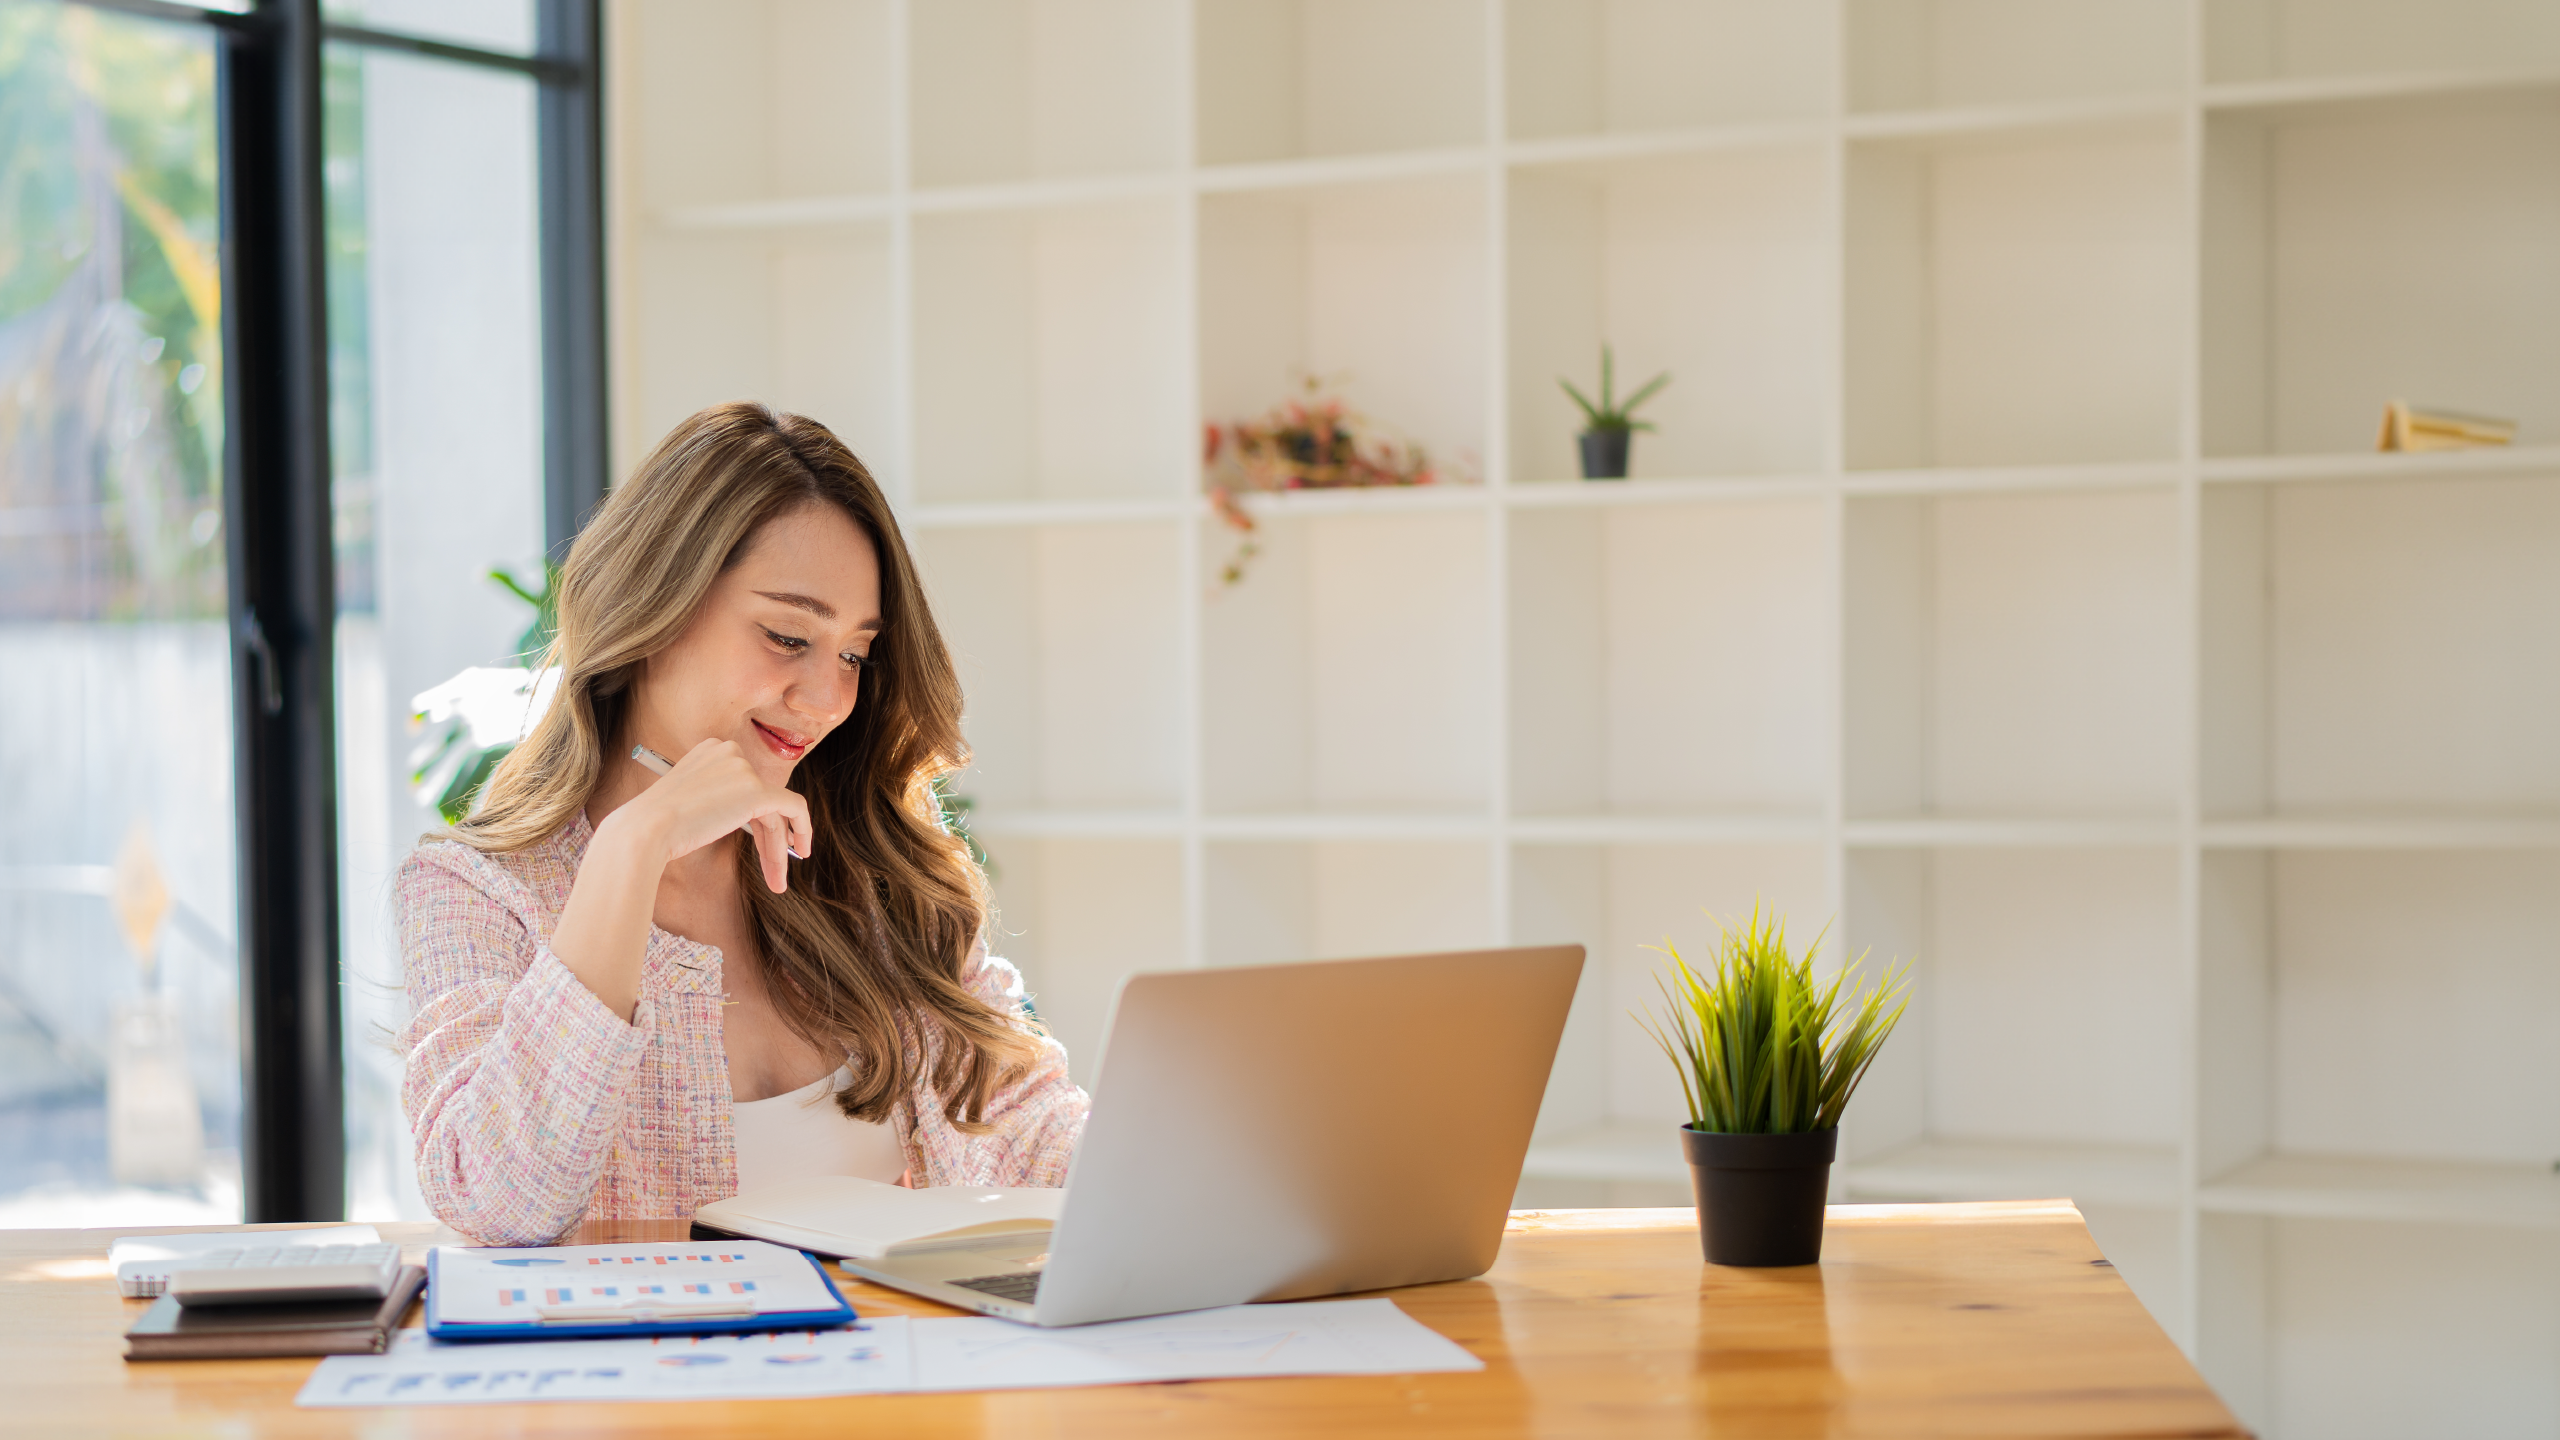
<box><xmin>696</xmin><ymin>1175</ymin><xmax>1062</xmax><ymax>1261</ymax></box>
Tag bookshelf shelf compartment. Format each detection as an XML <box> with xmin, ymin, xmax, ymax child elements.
<box><xmin>2202</xmin><ymin>849</ymin><xmax>2560</xmax><ymax>1176</ymax></box>
<box><xmin>2202</xmin><ymin>1153</ymin><xmax>2560</xmax><ymax>1229</ymax></box>
<box><xmin>2199</xmin><ymin>812</ymin><xmax>2560</xmax><ymax>850</ymax></box>
<box><xmin>1507</xmin><ymin>813</ymin><xmax>1826</xmax><ymax>845</ymax></box>
<box><xmin>1201</xmin><ymin>509</ymin><xmax>1493</xmax><ymax>815</ymax></box>
<box><xmin>1843</xmin><ymin>816</ymin><xmax>2182</xmax><ymax>848</ymax></box>
<box><xmin>1509</xmin><ymin>499</ymin><xmax>1830</xmax><ymax>817</ymax></box>
<box><xmin>2202</xmin><ymin>88</ymin><xmax>2560</xmax><ymax>459</ymax></box>
<box><xmin>2204</xmin><ymin>0</ymin><xmax>2560</xmax><ymax>87</ymax></box>
<box><xmin>622</xmin><ymin>226</ymin><xmax>897</xmax><ymax>476</ymax></box>
<box><xmin>912</xmin><ymin>200</ymin><xmax>1189</xmax><ymax>505</ymax></box>
<box><xmin>1518</xmin><ymin>1122</ymin><xmax>1688</xmax><ymax>1186</ymax></box>
<box><xmin>2201</xmin><ymin>443</ymin><xmax>2560</xmax><ymax>488</ymax></box>
<box><xmin>2202</xmin><ymin>476</ymin><xmax>2560</xmax><ymax>816</ymax></box>
<box><xmin>981</xmin><ymin>837</ymin><xmax>1185</xmax><ymax>1090</ymax></box>
<box><xmin>1204</xmin><ymin>838</ymin><xmax>1496</xmax><ymax>970</ymax></box>
<box><xmin>1843</xmin><ymin>847</ymin><xmax>2186</xmax><ymax>1163</ymax></box>
<box><xmin>1199</xmin><ymin>176</ymin><xmax>1491</xmax><ymax>489</ymax></box>
<box><xmin>913</xmin><ymin>522</ymin><xmax>1185</xmax><ymax>813</ymax></box>
<box><xmin>2196</xmin><ymin>1213</ymin><xmax>2560</xmax><ymax>1437</ymax></box>
<box><xmin>1845</xmin><ymin>124</ymin><xmax>2185</xmax><ymax>471</ymax></box>
<box><xmin>1847</xmin><ymin>0</ymin><xmax>2189</xmax><ymax>114</ymax></box>
<box><xmin>2202</xmin><ymin>65</ymin><xmax>2560</xmax><ymax>119</ymax></box>
<box><xmin>1841</xmin><ymin>1138</ymin><xmax>2184</xmax><ymax>1209</ymax></box>
<box><xmin>1507</xmin><ymin>148</ymin><xmax>1830</xmax><ymax>485</ymax></box>
<box><xmin>1846</xmin><ymin>489</ymin><xmax>2183</xmax><ymax>820</ymax></box>
<box><xmin>1198</xmin><ymin>812</ymin><xmax>1491</xmax><ymax>841</ymax></box>
<box><xmin>962</xmin><ymin>809</ymin><xmax>1189</xmax><ymax>840</ymax></box>
<box><xmin>626</xmin><ymin>0</ymin><xmax>894</xmax><ymax>214</ymax></box>
<box><xmin>1504</xmin><ymin>0</ymin><xmax>1836</xmax><ymax>142</ymax></box>
<box><xmin>908</xmin><ymin>0</ymin><xmax>1185</xmax><ymax>189</ymax></box>
<box><xmin>1195</xmin><ymin>0</ymin><xmax>1487</xmax><ymax>166</ymax></box>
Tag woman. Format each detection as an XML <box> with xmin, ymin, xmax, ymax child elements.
<box><xmin>396</xmin><ymin>402</ymin><xmax>1084</xmax><ymax>1247</ymax></box>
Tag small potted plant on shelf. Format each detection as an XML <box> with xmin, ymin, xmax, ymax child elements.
<box><xmin>1559</xmin><ymin>345</ymin><xmax>1669</xmax><ymax>480</ymax></box>
<box><xmin>1637</xmin><ymin>906</ymin><xmax>1908</xmax><ymax>1266</ymax></box>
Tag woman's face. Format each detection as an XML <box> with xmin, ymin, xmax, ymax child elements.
<box><xmin>631</xmin><ymin>502</ymin><xmax>884</xmax><ymax>786</ymax></box>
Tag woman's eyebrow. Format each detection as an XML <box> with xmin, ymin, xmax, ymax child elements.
<box><xmin>754</xmin><ymin>589</ymin><xmax>837</xmax><ymax>620</ymax></box>
<box><xmin>755</xmin><ymin>589</ymin><xmax>885</xmax><ymax>631</ymax></box>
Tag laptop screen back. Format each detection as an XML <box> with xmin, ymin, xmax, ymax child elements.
<box><xmin>1034</xmin><ymin>945</ymin><xmax>1584</xmax><ymax>1326</ymax></box>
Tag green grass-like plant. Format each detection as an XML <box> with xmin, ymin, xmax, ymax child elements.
<box><xmin>1635</xmin><ymin>906</ymin><xmax>1911</xmax><ymax>1135</ymax></box>
<box><xmin>1558</xmin><ymin>345</ymin><xmax>1670</xmax><ymax>434</ymax></box>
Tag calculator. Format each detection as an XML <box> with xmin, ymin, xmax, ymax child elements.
<box><xmin>166</xmin><ymin>1242</ymin><xmax>404</xmax><ymax>1307</ymax></box>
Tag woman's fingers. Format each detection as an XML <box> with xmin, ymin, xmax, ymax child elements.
<box><xmin>748</xmin><ymin>813</ymin><xmax>790</xmax><ymax>893</ymax></box>
<box><xmin>642</xmin><ymin>738</ymin><xmax>818</xmax><ymax>876</ymax></box>
<box><xmin>781</xmin><ymin>793</ymin><xmax>814</xmax><ymax>861</ymax></box>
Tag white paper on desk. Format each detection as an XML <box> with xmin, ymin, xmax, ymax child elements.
<box><xmin>299</xmin><ymin>1298</ymin><xmax>1479</xmax><ymax>1407</ymax></box>
<box><xmin>429</xmin><ymin>1240</ymin><xmax>843</xmax><ymax>1324</ymax></box>
<box><xmin>910</xmin><ymin>1299</ymin><xmax>1483</xmax><ymax>1391</ymax></box>
<box><xmin>298</xmin><ymin>1322</ymin><xmax>914</xmax><ymax>1406</ymax></box>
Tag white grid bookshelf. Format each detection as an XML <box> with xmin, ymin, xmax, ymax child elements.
<box><xmin>611</xmin><ymin>3</ymin><xmax>2560</xmax><ymax>1432</ymax></box>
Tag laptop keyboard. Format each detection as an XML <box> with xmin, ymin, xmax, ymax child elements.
<box><xmin>950</xmin><ymin>1271</ymin><xmax>1042</xmax><ymax>1304</ymax></box>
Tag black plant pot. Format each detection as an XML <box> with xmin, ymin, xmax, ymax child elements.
<box><xmin>1577</xmin><ymin>429</ymin><xmax>1631</xmax><ymax>479</ymax></box>
<box><xmin>1681</xmin><ymin>1126</ymin><xmax>1838</xmax><ymax>1266</ymax></box>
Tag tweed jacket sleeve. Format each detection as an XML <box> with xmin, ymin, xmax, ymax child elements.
<box><xmin>900</xmin><ymin>940</ymin><xmax>1090</xmax><ymax>1189</ymax></box>
<box><xmin>395</xmin><ymin>841</ymin><xmax>654</xmax><ymax>1246</ymax></box>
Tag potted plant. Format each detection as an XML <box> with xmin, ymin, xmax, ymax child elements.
<box><xmin>1637</xmin><ymin>907</ymin><xmax>1908</xmax><ymax>1266</ymax></box>
<box><xmin>409</xmin><ymin>562</ymin><xmax>559</xmax><ymax>823</ymax></box>
<box><xmin>1559</xmin><ymin>346</ymin><xmax>1669</xmax><ymax>480</ymax></box>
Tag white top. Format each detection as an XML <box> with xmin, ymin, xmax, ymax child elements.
<box><xmin>732</xmin><ymin>1066</ymin><xmax>906</xmax><ymax>1193</ymax></box>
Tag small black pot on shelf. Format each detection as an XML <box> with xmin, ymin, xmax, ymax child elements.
<box><xmin>1577</xmin><ymin>429</ymin><xmax>1631</xmax><ymax>479</ymax></box>
<box><xmin>1681</xmin><ymin>1125</ymin><xmax>1838</xmax><ymax>1266</ymax></box>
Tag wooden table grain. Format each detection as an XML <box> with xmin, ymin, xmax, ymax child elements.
<box><xmin>0</xmin><ymin>1199</ymin><xmax>2246</xmax><ymax>1438</ymax></box>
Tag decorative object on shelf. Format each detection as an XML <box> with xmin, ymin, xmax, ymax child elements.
<box><xmin>1202</xmin><ymin>375</ymin><xmax>1446</xmax><ymax>585</ymax></box>
<box><xmin>2377</xmin><ymin>400</ymin><xmax>2515</xmax><ymax>452</ymax></box>
<box><xmin>1560</xmin><ymin>346</ymin><xmax>1669</xmax><ymax>480</ymax></box>
<box><xmin>1637</xmin><ymin>906</ymin><xmax>1908</xmax><ymax>1267</ymax></box>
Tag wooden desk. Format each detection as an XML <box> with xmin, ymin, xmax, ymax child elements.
<box><xmin>2</xmin><ymin>1199</ymin><xmax>2244</xmax><ymax>1437</ymax></box>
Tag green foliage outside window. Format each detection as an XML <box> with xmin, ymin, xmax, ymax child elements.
<box><xmin>0</xmin><ymin>5</ymin><xmax>226</xmax><ymax>620</ymax></box>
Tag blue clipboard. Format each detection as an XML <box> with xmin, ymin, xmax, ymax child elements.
<box><xmin>424</xmin><ymin>1242</ymin><xmax>858</xmax><ymax>1343</ymax></box>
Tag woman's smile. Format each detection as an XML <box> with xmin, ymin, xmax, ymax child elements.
<box><xmin>752</xmin><ymin>717</ymin><xmax>813</xmax><ymax>760</ymax></box>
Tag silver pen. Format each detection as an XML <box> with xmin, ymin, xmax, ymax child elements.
<box><xmin>631</xmin><ymin>744</ymin><xmax>804</xmax><ymax>859</ymax></box>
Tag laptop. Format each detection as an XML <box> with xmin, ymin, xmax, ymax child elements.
<box><xmin>837</xmin><ymin>944</ymin><xmax>1584</xmax><ymax>1326</ymax></box>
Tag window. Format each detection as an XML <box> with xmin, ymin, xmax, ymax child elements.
<box><xmin>0</xmin><ymin>0</ymin><xmax>601</xmax><ymax>1225</ymax></box>
<box><xmin>0</xmin><ymin>0</ymin><xmax>238</xmax><ymax>1226</ymax></box>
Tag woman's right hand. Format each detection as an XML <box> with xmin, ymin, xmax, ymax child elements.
<box><xmin>623</xmin><ymin>738</ymin><xmax>814</xmax><ymax>895</ymax></box>
<box><xmin>556</xmin><ymin>738</ymin><xmax>815</xmax><ymax>1022</ymax></box>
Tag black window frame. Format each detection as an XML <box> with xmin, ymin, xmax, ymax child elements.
<box><xmin>61</xmin><ymin>0</ymin><xmax>607</xmax><ymax>1222</ymax></box>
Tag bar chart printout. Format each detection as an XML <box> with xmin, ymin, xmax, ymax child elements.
<box><xmin>429</xmin><ymin>1242</ymin><xmax>840</xmax><ymax>1324</ymax></box>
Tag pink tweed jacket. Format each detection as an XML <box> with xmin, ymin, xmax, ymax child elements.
<box><xmin>394</xmin><ymin>813</ymin><xmax>1088</xmax><ymax>1246</ymax></box>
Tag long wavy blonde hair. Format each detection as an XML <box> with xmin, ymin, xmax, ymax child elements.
<box><xmin>454</xmin><ymin>402</ymin><xmax>1036</xmax><ymax>1128</ymax></box>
